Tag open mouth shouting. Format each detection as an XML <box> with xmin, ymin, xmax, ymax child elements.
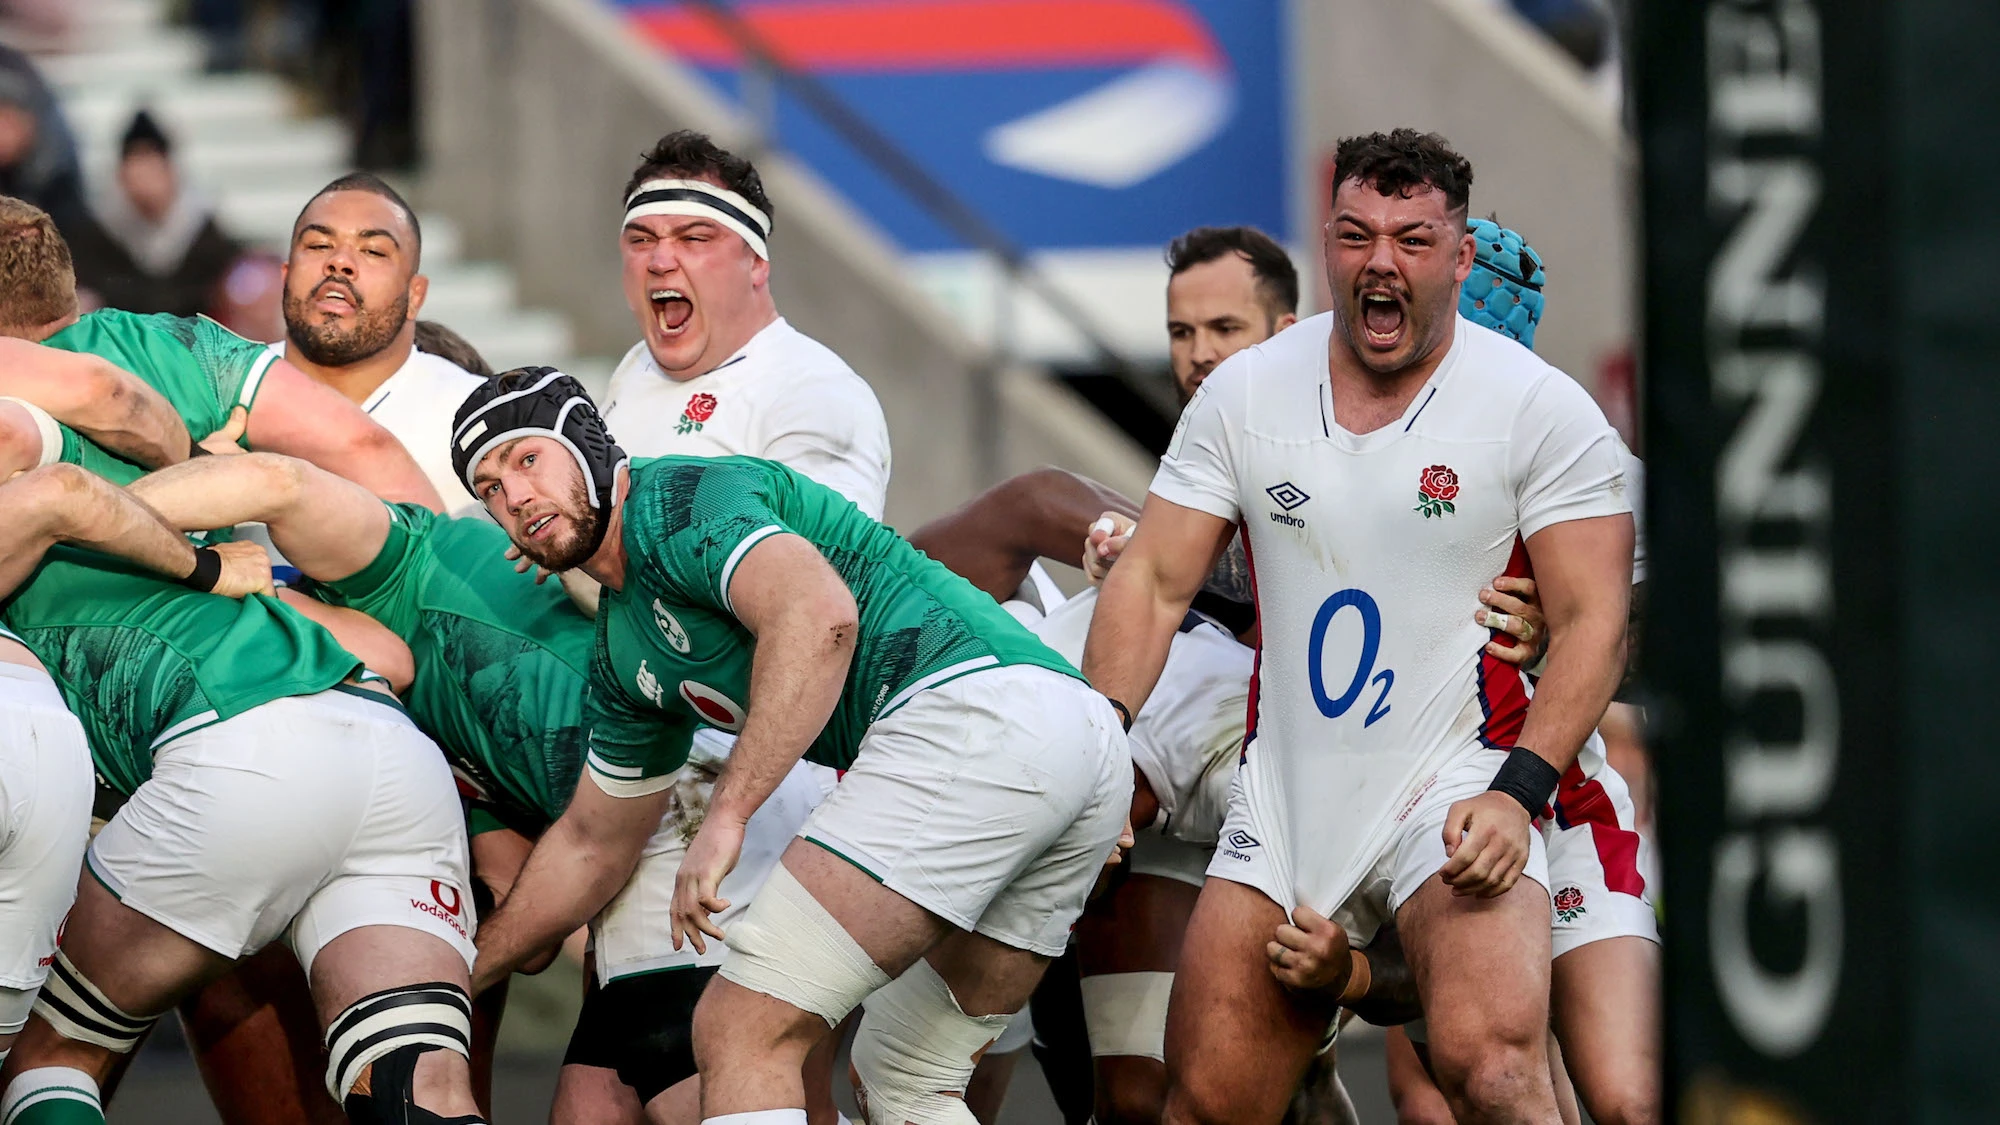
<box><xmin>1357</xmin><ymin>287</ymin><xmax>1407</xmax><ymax>351</ymax></box>
<box><xmin>650</xmin><ymin>287</ymin><xmax>694</xmax><ymax>339</ymax></box>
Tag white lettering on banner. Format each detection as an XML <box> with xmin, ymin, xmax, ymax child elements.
<box><xmin>1706</xmin><ymin>0</ymin><xmax>1840</xmax><ymax>1059</ymax></box>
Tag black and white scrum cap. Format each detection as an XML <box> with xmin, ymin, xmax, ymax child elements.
<box><xmin>623</xmin><ymin>178</ymin><xmax>772</xmax><ymax>260</ymax></box>
<box><xmin>450</xmin><ymin>367</ymin><xmax>628</xmax><ymax>510</ymax></box>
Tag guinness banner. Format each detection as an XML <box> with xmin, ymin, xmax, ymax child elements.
<box><xmin>1638</xmin><ymin>0</ymin><xmax>1919</xmax><ymax>1117</ymax></box>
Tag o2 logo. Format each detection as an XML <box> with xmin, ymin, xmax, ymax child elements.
<box><xmin>1307</xmin><ymin>589</ymin><xmax>1394</xmax><ymax>727</ymax></box>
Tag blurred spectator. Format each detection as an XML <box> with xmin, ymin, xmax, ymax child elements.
<box><xmin>85</xmin><ymin>110</ymin><xmax>241</xmax><ymax>318</ymax></box>
<box><xmin>210</xmin><ymin>251</ymin><xmax>287</xmax><ymax>342</ymax></box>
<box><xmin>0</xmin><ymin>46</ymin><xmax>92</xmax><ymax>240</ymax></box>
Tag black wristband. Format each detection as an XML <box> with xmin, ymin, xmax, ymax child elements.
<box><xmin>1487</xmin><ymin>747</ymin><xmax>1561</xmax><ymax>817</ymax></box>
<box><xmin>1106</xmin><ymin>698</ymin><xmax>1134</xmax><ymax>732</ymax></box>
<box><xmin>181</xmin><ymin>546</ymin><xmax>222</xmax><ymax>592</ymax></box>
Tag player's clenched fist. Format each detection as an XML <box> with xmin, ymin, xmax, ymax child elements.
<box><xmin>1267</xmin><ymin>905</ymin><xmax>1354</xmax><ymax>994</ymax></box>
<box><xmin>1438</xmin><ymin>791</ymin><xmax>1534</xmax><ymax>897</ymax></box>
<box><xmin>208</xmin><ymin>539</ymin><xmax>276</xmax><ymax>598</ymax></box>
<box><xmin>670</xmin><ymin>813</ymin><xmax>746</xmax><ymax>955</ymax></box>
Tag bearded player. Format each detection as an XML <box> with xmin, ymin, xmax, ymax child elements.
<box><xmin>453</xmin><ymin>370</ymin><xmax>1128</xmax><ymax>1125</ymax></box>
<box><xmin>1084</xmin><ymin>130</ymin><xmax>1633</xmax><ymax>1123</ymax></box>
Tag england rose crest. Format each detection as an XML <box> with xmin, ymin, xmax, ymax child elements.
<box><xmin>1553</xmin><ymin>885</ymin><xmax>1587</xmax><ymax>923</ymax></box>
<box><xmin>1414</xmin><ymin>464</ymin><xmax>1459</xmax><ymax>518</ymax></box>
<box><xmin>676</xmin><ymin>393</ymin><xmax>719</xmax><ymax>434</ymax></box>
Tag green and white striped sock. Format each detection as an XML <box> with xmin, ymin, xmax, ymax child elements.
<box><xmin>0</xmin><ymin>1068</ymin><xmax>103</xmax><ymax>1125</ymax></box>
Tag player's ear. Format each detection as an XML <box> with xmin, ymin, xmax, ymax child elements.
<box><xmin>1454</xmin><ymin>222</ymin><xmax>1475</xmax><ymax>283</ymax></box>
<box><xmin>749</xmin><ymin>251</ymin><xmax>771</xmax><ymax>290</ymax></box>
<box><xmin>406</xmin><ymin>273</ymin><xmax>429</xmax><ymax>320</ymax></box>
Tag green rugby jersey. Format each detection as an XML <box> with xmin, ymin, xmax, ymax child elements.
<box><xmin>3</xmin><ymin>551</ymin><xmax>362</xmax><ymax>796</ymax></box>
<box><xmin>319</xmin><ymin>503</ymin><xmax>593</xmax><ymax>831</ymax></box>
<box><xmin>584</xmin><ymin>455</ymin><xmax>1079</xmax><ymax>792</ymax></box>
<box><xmin>44</xmin><ymin>309</ymin><xmax>278</xmax><ymax>448</ymax></box>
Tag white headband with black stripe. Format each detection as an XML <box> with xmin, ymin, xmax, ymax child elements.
<box><xmin>623</xmin><ymin>178</ymin><xmax>772</xmax><ymax>260</ymax></box>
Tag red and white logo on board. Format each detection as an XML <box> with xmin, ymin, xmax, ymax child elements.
<box><xmin>678</xmin><ymin>680</ymin><xmax>746</xmax><ymax>732</ymax></box>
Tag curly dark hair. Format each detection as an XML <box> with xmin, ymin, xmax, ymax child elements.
<box><xmin>1330</xmin><ymin>129</ymin><xmax>1473</xmax><ymax>217</ymax></box>
<box><xmin>623</xmin><ymin>130</ymin><xmax>773</xmax><ymax>228</ymax></box>
<box><xmin>1165</xmin><ymin>226</ymin><xmax>1298</xmax><ymax>318</ymax></box>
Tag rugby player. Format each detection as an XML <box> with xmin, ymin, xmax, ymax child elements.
<box><xmin>269</xmin><ymin>173</ymin><xmax>486</xmax><ymax>508</ymax></box>
<box><xmin>1084</xmin><ymin>130</ymin><xmax>1633</xmax><ymax>1123</ymax></box>
<box><xmin>0</xmin><ymin>459</ymin><xmax>276</xmax><ymax>1074</ymax></box>
<box><xmin>0</xmin><ymin>416</ymin><xmax>486</xmax><ymax>1125</ymax></box>
<box><xmin>451</xmin><ymin>370</ymin><xmax>1128</xmax><ymax>1125</ymax></box>
<box><xmin>124</xmin><ymin>446</ymin><xmax>844</xmax><ymax>1125</ymax></box>
<box><xmin>0</xmin><ymin>196</ymin><xmax>442</xmax><ymax>511</ymax></box>
<box><xmin>602</xmin><ymin>131</ymin><xmax>889</xmax><ymax>517</ymax></box>
<box><xmin>1381</xmin><ymin>218</ymin><xmax>1660</xmax><ymax>1125</ymax></box>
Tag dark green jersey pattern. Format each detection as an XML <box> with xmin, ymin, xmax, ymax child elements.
<box><xmin>44</xmin><ymin>309</ymin><xmax>277</xmax><ymax>448</ymax></box>
<box><xmin>6</xmin><ymin>317</ymin><xmax>340</xmax><ymax>795</ymax></box>
<box><xmin>319</xmin><ymin>503</ymin><xmax>593</xmax><ymax>831</ymax></box>
<box><xmin>3</xmin><ymin>549</ymin><xmax>361</xmax><ymax>796</ymax></box>
<box><xmin>584</xmin><ymin>456</ymin><xmax>1079</xmax><ymax>790</ymax></box>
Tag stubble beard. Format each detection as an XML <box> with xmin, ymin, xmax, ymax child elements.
<box><xmin>284</xmin><ymin>282</ymin><xmax>411</xmax><ymax>368</ymax></box>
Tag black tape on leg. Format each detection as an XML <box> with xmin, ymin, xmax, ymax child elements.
<box><xmin>340</xmin><ymin>1041</ymin><xmax>488</xmax><ymax>1125</ymax></box>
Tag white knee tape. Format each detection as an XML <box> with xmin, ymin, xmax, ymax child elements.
<box><xmin>33</xmin><ymin>949</ymin><xmax>155</xmax><ymax>1053</ymax></box>
<box><xmin>1078</xmin><ymin>971</ymin><xmax>1172</xmax><ymax>1062</ymax></box>
<box><xmin>850</xmin><ymin>960</ymin><xmax>1013</xmax><ymax>1125</ymax></box>
<box><xmin>717</xmin><ymin>864</ymin><xmax>889</xmax><ymax>1028</ymax></box>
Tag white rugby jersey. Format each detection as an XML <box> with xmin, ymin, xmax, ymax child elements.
<box><xmin>602</xmin><ymin>317</ymin><xmax>892</xmax><ymax>519</ymax></box>
<box><xmin>1150</xmin><ymin>314</ymin><xmax>1629</xmax><ymax>913</ymax></box>
<box><xmin>1036</xmin><ymin>589</ymin><xmax>1251</xmax><ymax>846</ymax></box>
<box><xmin>266</xmin><ymin>341</ymin><xmax>486</xmax><ymax>513</ymax></box>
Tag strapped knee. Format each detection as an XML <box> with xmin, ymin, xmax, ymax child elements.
<box><xmin>32</xmin><ymin>949</ymin><xmax>156</xmax><ymax>1053</ymax></box>
<box><xmin>323</xmin><ymin>981</ymin><xmax>475</xmax><ymax>1120</ymax></box>
<box><xmin>850</xmin><ymin>960</ymin><xmax>1014</xmax><ymax>1125</ymax></box>
<box><xmin>716</xmin><ymin>864</ymin><xmax>888</xmax><ymax>1028</ymax></box>
<box><xmin>1078</xmin><ymin>971</ymin><xmax>1173</xmax><ymax>1063</ymax></box>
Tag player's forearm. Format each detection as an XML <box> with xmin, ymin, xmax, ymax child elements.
<box><xmin>41</xmin><ymin>356</ymin><xmax>191</xmax><ymax>470</ymax></box>
<box><xmin>1082</xmin><ymin>559</ymin><xmax>1185</xmax><ymax>716</ymax></box>
<box><xmin>130</xmin><ymin>452</ymin><xmax>305</xmax><ymax>532</ymax></box>
<box><xmin>17</xmin><ymin>464</ymin><xmax>197</xmax><ymax>586</ymax></box>
<box><xmin>713</xmin><ymin>603</ymin><xmax>855</xmax><ymax>822</ymax></box>
<box><xmin>1514</xmin><ymin>607</ymin><xmax>1627</xmax><ymax>774</ymax></box>
<box><xmin>470</xmin><ymin>802</ymin><xmax>647</xmax><ymax>993</ymax></box>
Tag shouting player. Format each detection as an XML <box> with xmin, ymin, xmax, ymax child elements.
<box><xmin>1085</xmin><ymin>130</ymin><xmax>1633</xmax><ymax>1123</ymax></box>
<box><xmin>453</xmin><ymin>370</ymin><xmax>1128</xmax><ymax>1125</ymax></box>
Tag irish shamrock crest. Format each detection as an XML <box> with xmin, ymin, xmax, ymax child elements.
<box><xmin>676</xmin><ymin>392</ymin><xmax>719</xmax><ymax>434</ymax></box>
<box><xmin>1414</xmin><ymin>464</ymin><xmax>1459</xmax><ymax>518</ymax></box>
<box><xmin>1553</xmin><ymin>885</ymin><xmax>1587</xmax><ymax>923</ymax></box>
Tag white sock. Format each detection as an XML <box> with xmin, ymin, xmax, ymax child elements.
<box><xmin>1</xmin><ymin>1066</ymin><xmax>104</xmax><ymax>1124</ymax></box>
<box><xmin>700</xmin><ymin>1112</ymin><xmax>810</xmax><ymax>1125</ymax></box>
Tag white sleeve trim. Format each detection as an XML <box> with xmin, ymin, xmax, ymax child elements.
<box><xmin>717</xmin><ymin>524</ymin><xmax>784</xmax><ymax>613</ymax></box>
<box><xmin>237</xmin><ymin>347</ymin><xmax>282</xmax><ymax>411</ymax></box>
<box><xmin>586</xmin><ymin>751</ymin><xmax>676</xmax><ymax>798</ymax></box>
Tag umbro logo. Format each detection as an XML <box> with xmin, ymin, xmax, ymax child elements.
<box><xmin>1265</xmin><ymin>482</ymin><xmax>1310</xmax><ymax>511</ymax></box>
<box><xmin>1227</xmin><ymin>830</ymin><xmax>1260</xmax><ymax>850</ymax></box>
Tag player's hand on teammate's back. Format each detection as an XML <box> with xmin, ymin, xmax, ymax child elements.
<box><xmin>671</xmin><ymin>813</ymin><xmax>747</xmax><ymax>955</ymax></box>
<box><xmin>1438</xmin><ymin>791</ymin><xmax>1534</xmax><ymax>898</ymax></box>
<box><xmin>1476</xmin><ymin>575</ymin><xmax>1547</xmax><ymax>667</ymax></box>
<box><xmin>198</xmin><ymin>407</ymin><xmax>250</xmax><ymax>456</ymax></box>
<box><xmin>1081</xmin><ymin>511</ymin><xmax>1136</xmax><ymax>586</ymax></box>
<box><xmin>209</xmin><ymin>540</ymin><xmax>276</xmax><ymax>598</ymax></box>
<box><xmin>1267</xmin><ymin>905</ymin><xmax>1354</xmax><ymax>994</ymax></box>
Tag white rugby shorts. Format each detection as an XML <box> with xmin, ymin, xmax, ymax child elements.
<box><xmin>87</xmin><ymin>687</ymin><xmax>476</xmax><ymax>974</ymax></box>
<box><xmin>0</xmin><ymin>665</ymin><xmax>93</xmax><ymax>1023</ymax></box>
<box><xmin>798</xmin><ymin>665</ymin><xmax>1131</xmax><ymax>957</ymax></box>
<box><xmin>1207</xmin><ymin>744</ymin><xmax>1550</xmax><ymax>944</ymax></box>
<box><xmin>591</xmin><ymin>737</ymin><xmax>835</xmax><ymax>985</ymax></box>
<box><xmin>1545</xmin><ymin>759</ymin><xmax>1659</xmax><ymax>957</ymax></box>
<box><xmin>1126</xmin><ymin>827</ymin><xmax>1212</xmax><ymax>889</ymax></box>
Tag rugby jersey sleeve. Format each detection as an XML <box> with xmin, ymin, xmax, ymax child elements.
<box><xmin>1509</xmin><ymin>370</ymin><xmax>1632</xmax><ymax>540</ymax></box>
<box><xmin>757</xmin><ymin>373</ymin><xmax>892</xmax><ymax>520</ymax></box>
<box><xmin>582</xmin><ymin>643</ymin><xmax>696</xmax><ymax>798</ymax></box>
<box><xmin>1149</xmin><ymin>366</ymin><xmax>1245</xmax><ymax>522</ymax></box>
<box><xmin>188</xmin><ymin>316</ymin><xmax>283</xmax><ymax>428</ymax></box>
<box><xmin>625</xmin><ymin>460</ymin><xmax>798</xmax><ymax>619</ymax></box>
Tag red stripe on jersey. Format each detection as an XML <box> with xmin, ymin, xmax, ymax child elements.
<box><xmin>1239</xmin><ymin>525</ymin><xmax>1261</xmax><ymax>763</ymax></box>
<box><xmin>1475</xmin><ymin>536</ymin><xmax>1535</xmax><ymax>749</ymax></box>
<box><xmin>1553</xmin><ymin>762</ymin><xmax>1647</xmax><ymax>898</ymax></box>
